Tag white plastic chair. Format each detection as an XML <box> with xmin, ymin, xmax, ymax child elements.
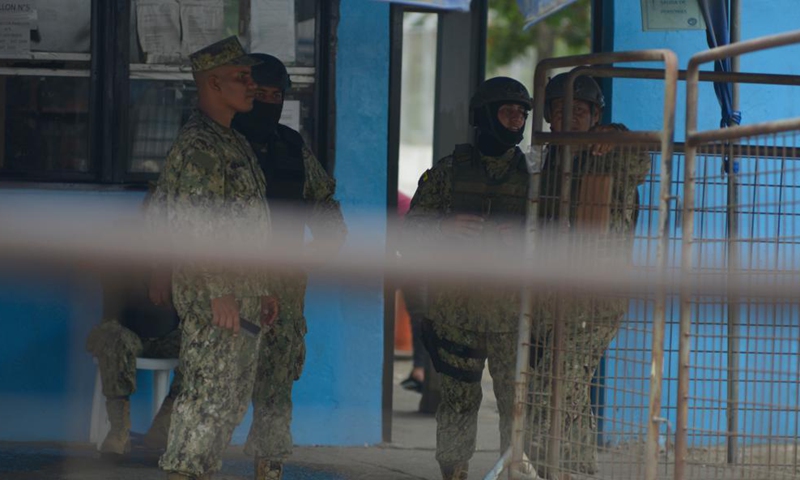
<box><xmin>88</xmin><ymin>357</ymin><xmax>180</xmax><ymax>448</ymax></box>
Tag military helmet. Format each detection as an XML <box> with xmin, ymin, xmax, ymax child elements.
<box><xmin>544</xmin><ymin>72</ymin><xmax>604</xmax><ymax>122</ymax></box>
<box><xmin>249</xmin><ymin>53</ymin><xmax>292</xmax><ymax>90</ymax></box>
<box><xmin>469</xmin><ymin>77</ymin><xmax>532</xmax><ymax>125</ymax></box>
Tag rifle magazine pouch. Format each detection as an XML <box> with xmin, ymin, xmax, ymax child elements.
<box><xmin>421</xmin><ymin>318</ymin><xmax>486</xmax><ymax>383</ymax></box>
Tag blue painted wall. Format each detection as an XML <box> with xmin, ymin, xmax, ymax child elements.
<box><xmin>239</xmin><ymin>0</ymin><xmax>390</xmax><ymax>446</ymax></box>
<box><xmin>0</xmin><ymin>1</ymin><xmax>390</xmax><ymax>447</ymax></box>
<box><xmin>602</xmin><ymin>0</ymin><xmax>800</xmax><ymax>447</ymax></box>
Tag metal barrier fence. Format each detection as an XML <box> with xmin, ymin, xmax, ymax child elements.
<box><xmin>677</xmin><ymin>31</ymin><xmax>800</xmax><ymax>480</ymax></box>
<box><xmin>491</xmin><ymin>30</ymin><xmax>800</xmax><ymax>480</ymax></box>
<box><xmin>500</xmin><ymin>49</ymin><xmax>679</xmax><ymax>480</ymax></box>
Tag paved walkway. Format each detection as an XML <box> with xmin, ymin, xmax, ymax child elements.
<box><xmin>0</xmin><ymin>359</ymin><xmax>504</xmax><ymax>480</ymax></box>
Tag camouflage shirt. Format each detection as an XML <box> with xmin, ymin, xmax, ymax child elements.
<box><xmin>535</xmin><ymin>134</ymin><xmax>652</xmax><ymax>325</ymax></box>
<box><xmin>247</xmin><ymin>137</ymin><xmax>347</xmax><ymax>320</ymax></box>
<box><xmin>300</xmin><ymin>145</ymin><xmax>347</xmax><ymax>241</ymax></box>
<box><xmin>539</xmin><ymin>143</ymin><xmax>651</xmax><ymax>237</ymax></box>
<box><xmin>150</xmin><ymin>110</ymin><xmax>273</xmax><ymax>316</ymax></box>
<box><xmin>404</xmin><ymin>147</ymin><xmax>520</xmax><ymax>240</ymax></box>
<box><xmin>405</xmin><ymin>147</ymin><xmax>523</xmax><ymax>333</ymax></box>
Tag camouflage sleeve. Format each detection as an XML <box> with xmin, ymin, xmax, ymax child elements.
<box><xmin>608</xmin><ymin>122</ymin><xmax>652</xmax><ymax>186</ymax></box>
<box><xmin>403</xmin><ymin>157</ymin><xmax>453</xmax><ymax>243</ymax></box>
<box><xmin>302</xmin><ymin>145</ymin><xmax>347</xmax><ymax>242</ymax></box>
<box><xmin>168</xmin><ymin>144</ymin><xmax>237</xmax><ymax>299</ymax></box>
<box><xmin>628</xmin><ymin>148</ymin><xmax>652</xmax><ymax>186</ymax></box>
<box><xmin>144</xmin><ymin>180</ymin><xmax>168</xmax><ymax>268</ymax></box>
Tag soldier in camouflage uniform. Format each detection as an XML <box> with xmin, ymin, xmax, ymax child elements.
<box><xmin>85</xmin><ymin>186</ymin><xmax>182</xmax><ymax>457</ymax></box>
<box><xmin>526</xmin><ymin>73</ymin><xmax>650</xmax><ymax>477</ymax></box>
<box><xmin>231</xmin><ymin>53</ymin><xmax>347</xmax><ymax>480</ymax></box>
<box><xmin>405</xmin><ymin>77</ymin><xmax>533</xmax><ymax>480</ymax></box>
<box><xmin>150</xmin><ymin>37</ymin><xmax>279</xmax><ymax>480</ymax></box>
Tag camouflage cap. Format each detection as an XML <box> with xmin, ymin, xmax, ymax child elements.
<box><xmin>189</xmin><ymin>36</ymin><xmax>260</xmax><ymax>73</ymax></box>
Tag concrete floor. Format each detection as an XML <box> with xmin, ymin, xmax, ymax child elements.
<box><xmin>4</xmin><ymin>358</ymin><xmax>790</xmax><ymax>479</ymax></box>
<box><xmin>0</xmin><ymin>358</ymin><xmax>504</xmax><ymax>480</ymax></box>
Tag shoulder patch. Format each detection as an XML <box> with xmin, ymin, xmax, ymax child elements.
<box><xmin>185</xmin><ymin>150</ymin><xmax>218</xmax><ymax>174</ymax></box>
<box><xmin>420</xmin><ymin>169</ymin><xmax>431</xmax><ymax>184</ymax></box>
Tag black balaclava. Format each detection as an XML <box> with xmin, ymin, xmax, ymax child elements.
<box><xmin>475</xmin><ymin>102</ymin><xmax>526</xmax><ymax>157</ymax></box>
<box><xmin>233</xmin><ymin>101</ymin><xmax>282</xmax><ymax>143</ymax></box>
<box><xmin>232</xmin><ymin>54</ymin><xmax>289</xmax><ymax>143</ymax></box>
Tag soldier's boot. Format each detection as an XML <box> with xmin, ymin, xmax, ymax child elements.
<box><xmin>440</xmin><ymin>462</ymin><xmax>468</xmax><ymax>480</ymax></box>
<box><xmin>255</xmin><ymin>458</ymin><xmax>284</xmax><ymax>480</ymax></box>
<box><xmin>100</xmin><ymin>397</ymin><xmax>131</xmax><ymax>457</ymax></box>
<box><xmin>143</xmin><ymin>395</ymin><xmax>175</xmax><ymax>449</ymax></box>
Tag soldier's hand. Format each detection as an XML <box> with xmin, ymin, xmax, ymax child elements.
<box><xmin>211</xmin><ymin>294</ymin><xmax>240</xmax><ymax>334</ymax></box>
<box><xmin>260</xmin><ymin>295</ymin><xmax>280</xmax><ymax>327</ymax></box>
<box><xmin>440</xmin><ymin>214</ymin><xmax>485</xmax><ymax>239</ymax></box>
<box><xmin>588</xmin><ymin>124</ymin><xmax>623</xmax><ymax>156</ymax></box>
<box><xmin>148</xmin><ymin>269</ymin><xmax>172</xmax><ymax>306</ymax></box>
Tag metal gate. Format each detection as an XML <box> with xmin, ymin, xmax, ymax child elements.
<box><xmin>677</xmin><ymin>31</ymin><xmax>800</xmax><ymax>480</ymax></box>
<box><xmin>490</xmin><ymin>30</ymin><xmax>800</xmax><ymax>480</ymax></box>
<box><xmin>493</xmin><ymin>50</ymin><xmax>679</xmax><ymax>480</ymax></box>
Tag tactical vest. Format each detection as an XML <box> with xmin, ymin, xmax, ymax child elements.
<box><xmin>449</xmin><ymin>144</ymin><xmax>529</xmax><ymax>222</ymax></box>
<box><xmin>539</xmin><ymin>148</ymin><xmax>641</xmax><ymax>229</ymax></box>
<box><xmin>252</xmin><ymin>124</ymin><xmax>307</xmax><ymax>244</ymax></box>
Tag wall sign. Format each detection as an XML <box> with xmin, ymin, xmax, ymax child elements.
<box><xmin>641</xmin><ymin>0</ymin><xmax>706</xmax><ymax>31</ymax></box>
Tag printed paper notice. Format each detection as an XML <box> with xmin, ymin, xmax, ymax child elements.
<box><xmin>136</xmin><ymin>0</ymin><xmax>181</xmax><ymax>62</ymax></box>
<box><xmin>280</xmin><ymin>100</ymin><xmax>301</xmax><ymax>133</ymax></box>
<box><xmin>641</xmin><ymin>0</ymin><xmax>705</xmax><ymax>31</ymax></box>
<box><xmin>0</xmin><ymin>1</ymin><xmax>33</xmax><ymax>56</ymax></box>
<box><xmin>250</xmin><ymin>0</ymin><xmax>295</xmax><ymax>64</ymax></box>
<box><xmin>180</xmin><ymin>0</ymin><xmax>225</xmax><ymax>57</ymax></box>
<box><xmin>0</xmin><ymin>21</ymin><xmax>28</xmax><ymax>55</ymax></box>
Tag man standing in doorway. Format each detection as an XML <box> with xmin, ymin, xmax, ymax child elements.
<box><xmin>153</xmin><ymin>37</ymin><xmax>279</xmax><ymax>480</ymax></box>
<box><xmin>404</xmin><ymin>77</ymin><xmax>532</xmax><ymax>480</ymax></box>
<box><xmin>231</xmin><ymin>53</ymin><xmax>346</xmax><ymax>480</ymax></box>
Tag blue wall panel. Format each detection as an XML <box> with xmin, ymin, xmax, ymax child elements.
<box><xmin>603</xmin><ymin>0</ymin><xmax>800</xmax><ymax>447</ymax></box>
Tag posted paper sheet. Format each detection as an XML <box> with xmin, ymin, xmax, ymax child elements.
<box><xmin>180</xmin><ymin>0</ymin><xmax>225</xmax><ymax>57</ymax></box>
<box><xmin>136</xmin><ymin>0</ymin><xmax>181</xmax><ymax>62</ymax></box>
<box><xmin>280</xmin><ymin>100</ymin><xmax>301</xmax><ymax>133</ymax></box>
<box><xmin>250</xmin><ymin>0</ymin><xmax>295</xmax><ymax>64</ymax></box>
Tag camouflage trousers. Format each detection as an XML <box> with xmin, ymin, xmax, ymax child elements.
<box><xmin>244</xmin><ymin>278</ymin><xmax>307</xmax><ymax>461</ymax></box>
<box><xmin>85</xmin><ymin>319</ymin><xmax>182</xmax><ymax>399</ymax></box>
<box><xmin>526</xmin><ymin>297</ymin><xmax>625</xmax><ymax>477</ymax></box>
<box><xmin>159</xmin><ymin>297</ymin><xmax>262</xmax><ymax>477</ymax></box>
<box><xmin>431</xmin><ymin>322</ymin><xmax>517</xmax><ymax>468</ymax></box>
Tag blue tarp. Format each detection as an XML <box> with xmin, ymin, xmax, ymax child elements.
<box><xmin>697</xmin><ymin>0</ymin><xmax>741</xmax><ymax>174</ymax></box>
<box><xmin>372</xmin><ymin>0</ymin><xmax>472</xmax><ymax>11</ymax></box>
<box><xmin>697</xmin><ymin>0</ymin><xmax>741</xmax><ymax>129</ymax></box>
<box><xmin>516</xmin><ymin>0</ymin><xmax>580</xmax><ymax>29</ymax></box>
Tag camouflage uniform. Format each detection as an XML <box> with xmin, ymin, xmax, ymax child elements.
<box><xmin>153</xmin><ymin>110</ymin><xmax>272</xmax><ymax>477</ymax></box>
<box><xmin>85</xmin><ymin>276</ymin><xmax>183</xmax><ymax>399</ymax></box>
<box><xmin>86</xmin><ymin>181</ymin><xmax>183</xmax><ymax>453</ymax></box>
<box><xmin>243</xmin><ymin>140</ymin><xmax>346</xmax><ymax>465</ymax></box>
<box><xmin>405</xmin><ymin>146</ymin><xmax>526</xmax><ymax>473</ymax></box>
<box><xmin>527</xmin><ymin>143</ymin><xmax>650</xmax><ymax>475</ymax></box>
